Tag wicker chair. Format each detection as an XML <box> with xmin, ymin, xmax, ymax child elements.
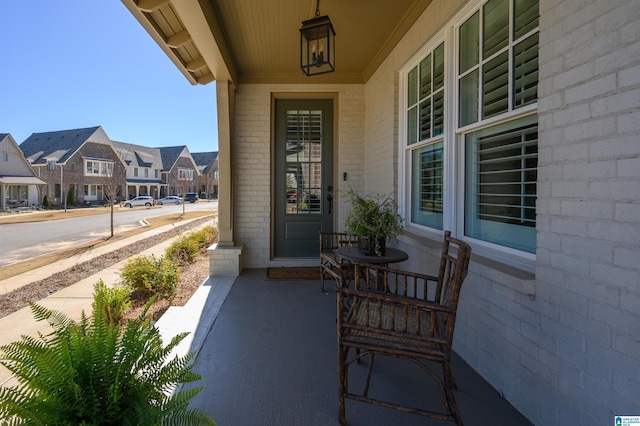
<box><xmin>337</xmin><ymin>231</ymin><xmax>471</xmax><ymax>425</ymax></box>
<box><xmin>319</xmin><ymin>232</ymin><xmax>359</xmax><ymax>292</ymax></box>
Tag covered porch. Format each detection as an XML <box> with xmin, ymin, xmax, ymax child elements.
<box><xmin>184</xmin><ymin>270</ymin><xmax>532</xmax><ymax>425</ymax></box>
<box><xmin>121</xmin><ymin>0</ymin><xmax>640</xmax><ymax>423</ymax></box>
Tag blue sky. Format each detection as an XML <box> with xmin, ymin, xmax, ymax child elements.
<box><xmin>1</xmin><ymin>1</ymin><xmax>218</xmax><ymax>153</ymax></box>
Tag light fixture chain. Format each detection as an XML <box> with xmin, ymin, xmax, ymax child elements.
<box><xmin>315</xmin><ymin>0</ymin><xmax>320</xmax><ymax>17</ymax></box>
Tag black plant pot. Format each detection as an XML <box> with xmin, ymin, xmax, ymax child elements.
<box><xmin>358</xmin><ymin>236</ymin><xmax>387</xmax><ymax>256</ymax></box>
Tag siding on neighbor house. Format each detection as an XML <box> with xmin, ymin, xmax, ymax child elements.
<box><xmin>234</xmin><ymin>84</ymin><xmax>365</xmax><ymax>268</ymax></box>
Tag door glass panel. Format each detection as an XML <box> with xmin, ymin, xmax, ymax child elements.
<box><xmin>285</xmin><ymin>109</ymin><xmax>323</xmax><ymax>214</ymax></box>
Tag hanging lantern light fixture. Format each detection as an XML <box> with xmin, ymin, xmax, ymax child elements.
<box><xmin>300</xmin><ymin>0</ymin><xmax>335</xmax><ymax>76</ymax></box>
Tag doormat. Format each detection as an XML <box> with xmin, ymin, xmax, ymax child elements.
<box><xmin>265</xmin><ymin>266</ymin><xmax>321</xmax><ymax>281</ymax></box>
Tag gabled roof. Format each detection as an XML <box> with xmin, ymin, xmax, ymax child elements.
<box><xmin>158</xmin><ymin>146</ymin><xmax>188</xmax><ymax>172</ymax></box>
<box><xmin>192</xmin><ymin>151</ymin><xmax>218</xmax><ymax>174</ymax></box>
<box><xmin>0</xmin><ymin>133</ymin><xmax>46</xmax><ymax>183</ymax></box>
<box><xmin>19</xmin><ymin>126</ymin><xmax>103</xmax><ymax>165</ymax></box>
<box><xmin>111</xmin><ymin>141</ymin><xmax>164</xmax><ymax>170</ymax></box>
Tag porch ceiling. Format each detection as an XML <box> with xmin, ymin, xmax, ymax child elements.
<box><xmin>121</xmin><ymin>0</ymin><xmax>434</xmax><ymax>85</ymax></box>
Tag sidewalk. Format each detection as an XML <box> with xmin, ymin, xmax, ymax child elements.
<box><xmin>0</xmin><ymin>217</ymin><xmax>233</xmax><ymax>388</ymax></box>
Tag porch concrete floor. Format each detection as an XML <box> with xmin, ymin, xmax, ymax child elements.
<box><xmin>188</xmin><ymin>268</ymin><xmax>533</xmax><ymax>426</ymax></box>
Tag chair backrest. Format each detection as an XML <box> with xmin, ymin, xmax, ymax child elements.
<box><xmin>319</xmin><ymin>232</ymin><xmax>358</xmax><ymax>252</ymax></box>
<box><xmin>433</xmin><ymin>231</ymin><xmax>471</xmax><ymax>341</ymax></box>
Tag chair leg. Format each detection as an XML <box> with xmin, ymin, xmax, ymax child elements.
<box><xmin>363</xmin><ymin>353</ymin><xmax>376</xmax><ymax>397</ymax></box>
<box><xmin>443</xmin><ymin>360</ymin><xmax>463</xmax><ymax>426</ymax></box>
<box><xmin>338</xmin><ymin>344</ymin><xmax>348</xmax><ymax>425</ymax></box>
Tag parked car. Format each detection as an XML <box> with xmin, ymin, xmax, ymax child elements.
<box><xmin>156</xmin><ymin>196</ymin><xmax>183</xmax><ymax>205</ymax></box>
<box><xmin>123</xmin><ymin>196</ymin><xmax>153</xmax><ymax>208</ymax></box>
<box><xmin>184</xmin><ymin>193</ymin><xmax>199</xmax><ymax>203</ymax></box>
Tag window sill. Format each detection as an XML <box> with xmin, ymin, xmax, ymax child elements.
<box><xmin>399</xmin><ymin>229</ymin><xmax>536</xmax><ymax>298</ymax></box>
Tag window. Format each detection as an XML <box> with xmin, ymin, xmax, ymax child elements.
<box><xmin>178</xmin><ymin>168</ymin><xmax>194</xmax><ymax>180</ymax></box>
<box><xmin>47</xmin><ymin>160</ymin><xmax>57</xmax><ymax>170</ymax></box>
<box><xmin>458</xmin><ymin>0</ymin><xmax>538</xmax><ymax>126</ymax></box>
<box><xmin>134</xmin><ymin>167</ymin><xmax>138</xmax><ymax>177</ymax></box>
<box><xmin>402</xmin><ymin>0</ymin><xmax>539</xmax><ymax>265</ymax></box>
<box><xmin>85</xmin><ymin>159</ymin><xmax>114</xmax><ymax>176</ymax></box>
<box><xmin>406</xmin><ymin>41</ymin><xmax>445</xmax><ymax>230</ymax></box>
<box><xmin>1</xmin><ymin>153</ymin><xmax>7</xmax><ymax>161</ymax></box>
<box><xmin>155</xmin><ymin>169</ymin><xmax>159</xmax><ymax>178</ymax></box>
<box><xmin>145</xmin><ymin>168</ymin><xmax>149</xmax><ymax>177</ymax></box>
<box><xmin>84</xmin><ymin>184</ymin><xmax>98</xmax><ymax>196</ymax></box>
<box><xmin>465</xmin><ymin>115</ymin><xmax>537</xmax><ymax>252</ymax></box>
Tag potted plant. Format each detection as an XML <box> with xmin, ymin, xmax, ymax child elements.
<box><xmin>344</xmin><ymin>189</ymin><xmax>404</xmax><ymax>256</ymax></box>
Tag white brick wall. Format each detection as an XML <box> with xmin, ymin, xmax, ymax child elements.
<box><xmin>234</xmin><ymin>84</ymin><xmax>364</xmax><ymax>268</ymax></box>
<box><xmin>360</xmin><ymin>0</ymin><xmax>640</xmax><ymax>424</ymax></box>
<box><xmin>538</xmin><ymin>0</ymin><xmax>640</xmax><ymax>416</ymax></box>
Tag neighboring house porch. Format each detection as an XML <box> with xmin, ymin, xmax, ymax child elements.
<box><xmin>0</xmin><ymin>133</ymin><xmax>46</xmax><ymax>210</ymax></box>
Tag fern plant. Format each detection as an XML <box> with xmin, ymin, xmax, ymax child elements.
<box><xmin>0</xmin><ymin>300</ymin><xmax>215</xmax><ymax>425</ymax></box>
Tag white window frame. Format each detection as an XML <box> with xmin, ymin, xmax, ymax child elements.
<box><xmin>399</xmin><ymin>0</ymin><xmax>538</xmax><ymax>271</ymax></box>
<box><xmin>178</xmin><ymin>168</ymin><xmax>194</xmax><ymax>181</ymax></box>
<box><xmin>84</xmin><ymin>159</ymin><xmax>114</xmax><ymax>177</ymax></box>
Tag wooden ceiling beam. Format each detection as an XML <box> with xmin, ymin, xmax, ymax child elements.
<box><xmin>185</xmin><ymin>57</ymin><xmax>207</xmax><ymax>72</ymax></box>
<box><xmin>166</xmin><ymin>30</ymin><xmax>192</xmax><ymax>48</ymax></box>
<box><xmin>136</xmin><ymin>0</ymin><xmax>168</xmax><ymax>13</ymax></box>
<box><xmin>197</xmin><ymin>73</ymin><xmax>215</xmax><ymax>85</ymax></box>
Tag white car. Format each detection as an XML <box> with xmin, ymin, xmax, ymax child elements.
<box><xmin>123</xmin><ymin>196</ymin><xmax>153</xmax><ymax>208</ymax></box>
<box><xmin>156</xmin><ymin>196</ymin><xmax>183</xmax><ymax>205</ymax></box>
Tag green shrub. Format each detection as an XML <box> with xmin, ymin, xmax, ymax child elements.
<box><xmin>67</xmin><ymin>188</ymin><xmax>74</xmax><ymax>207</ymax></box>
<box><xmin>166</xmin><ymin>235</ymin><xmax>201</xmax><ymax>265</ymax></box>
<box><xmin>0</xmin><ymin>301</ymin><xmax>215</xmax><ymax>425</ymax></box>
<box><xmin>193</xmin><ymin>225</ymin><xmax>218</xmax><ymax>251</ymax></box>
<box><xmin>166</xmin><ymin>225</ymin><xmax>218</xmax><ymax>265</ymax></box>
<box><xmin>42</xmin><ymin>195</ymin><xmax>49</xmax><ymax>209</ymax></box>
<box><xmin>91</xmin><ymin>279</ymin><xmax>131</xmax><ymax>326</ymax></box>
<box><xmin>120</xmin><ymin>255</ymin><xmax>179</xmax><ymax>299</ymax></box>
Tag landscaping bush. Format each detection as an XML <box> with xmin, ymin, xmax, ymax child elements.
<box><xmin>166</xmin><ymin>235</ymin><xmax>200</xmax><ymax>265</ymax></box>
<box><xmin>91</xmin><ymin>279</ymin><xmax>131</xmax><ymax>326</ymax></box>
<box><xmin>0</xmin><ymin>300</ymin><xmax>215</xmax><ymax>425</ymax></box>
<box><xmin>119</xmin><ymin>255</ymin><xmax>179</xmax><ymax>300</ymax></box>
<box><xmin>166</xmin><ymin>225</ymin><xmax>218</xmax><ymax>265</ymax></box>
<box><xmin>193</xmin><ymin>225</ymin><xmax>218</xmax><ymax>251</ymax></box>
<box><xmin>67</xmin><ymin>188</ymin><xmax>74</xmax><ymax>207</ymax></box>
<box><xmin>42</xmin><ymin>195</ymin><xmax>49</xmax><ymax>209</ymax></box>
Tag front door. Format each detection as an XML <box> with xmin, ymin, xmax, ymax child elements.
<box><xmin>274</xmin><ymin>99</ymin><xmax>334</xmax><ymax>258</ymax></box>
